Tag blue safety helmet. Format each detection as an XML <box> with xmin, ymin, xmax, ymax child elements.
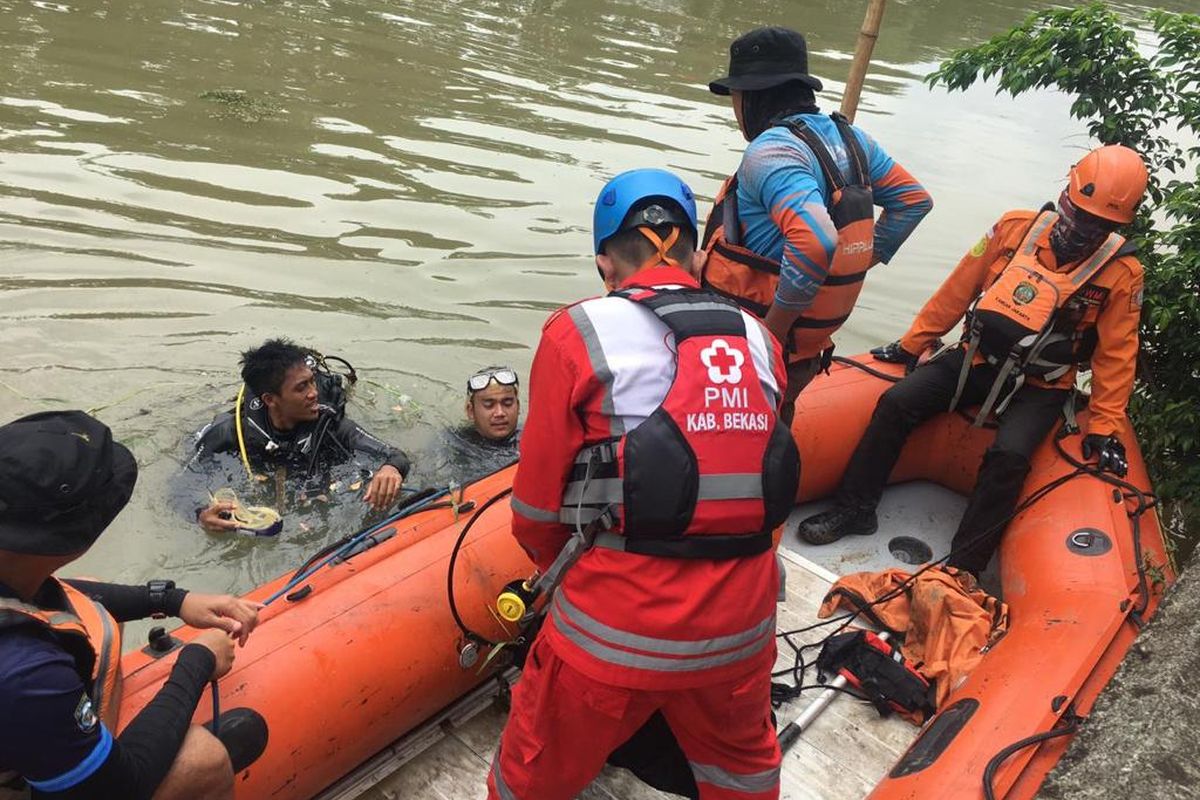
<box><xmin>593</xmin><ymin>168</ymin><xmax>698</xmax><ymax>255</ymax></box>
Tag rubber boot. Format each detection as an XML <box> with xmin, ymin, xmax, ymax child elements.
<box><xmin>796</xmin><ymin>505</ymin><xmax>878</xmax><ymax>545</ymax></box>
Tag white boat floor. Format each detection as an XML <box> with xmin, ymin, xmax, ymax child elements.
<box><xmin>355</xmin><ymin>482</ymin><xmax>974</xmax><ymax>800</ymax></box>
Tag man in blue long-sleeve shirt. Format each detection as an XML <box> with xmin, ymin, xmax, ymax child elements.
<box><xmin>704</xmin><ymin>27</ymin><xmax>933</xmax><ymax>421</ymax></box>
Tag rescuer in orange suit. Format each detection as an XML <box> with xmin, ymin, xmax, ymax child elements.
<box><xmin>488</xmin><ymin>168</ymin><xmax>799</xmax><ymax>800</ymax></box>
<box><xmin>797</xmin><ymin>145</ymin><xmax>1148</xmax><ymax>576</ymax></box>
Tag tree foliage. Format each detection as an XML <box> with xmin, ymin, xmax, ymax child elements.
<box><xmin>927</xmin><ymin>3</ymin><xmax>1200</xmax><ymax>551</ymax></box>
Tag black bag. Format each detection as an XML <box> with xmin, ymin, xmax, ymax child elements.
<box><xmin>816</xmin><ymin>630</ymin><xmax>936</xmax><ymax>722</ymax></box>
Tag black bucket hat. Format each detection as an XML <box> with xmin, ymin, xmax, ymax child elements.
<box><xmin>0</xmin><ymin>411</ymin><xmax>137</xmax><ymax>556</ymax></box>
<box><xmin>710</xmin><ymin>27</ymin><xmax>824</xmax><ymax>95</ymax></box>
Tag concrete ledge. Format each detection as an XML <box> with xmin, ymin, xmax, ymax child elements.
<box><xmin>1039</xmin><ymin>556</ymin><xmax>1200</xmax><ymax>799</ymax></box>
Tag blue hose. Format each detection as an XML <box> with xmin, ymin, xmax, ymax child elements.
<box><xmin>262</xmin><ymin>488</ymin><xmax>450</xmax><ymax>606</ymax></box>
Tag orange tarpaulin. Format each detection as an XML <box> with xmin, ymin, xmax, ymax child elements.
<box><xmin>818</xmin><ymin>566</ymin><xmax>1009</xmax><ymax>709</ymax></box>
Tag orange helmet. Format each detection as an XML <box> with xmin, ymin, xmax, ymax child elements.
<box><xmin>1067</xmin><ymin>145</ymin><xmax>1148</xmax><ymax>224</ymax></box>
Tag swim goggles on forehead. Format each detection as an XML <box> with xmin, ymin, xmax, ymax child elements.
<box><xmin>467</xmin><ymin>367</ymin><xmax>519</xmax><ymax>393</ymax></box>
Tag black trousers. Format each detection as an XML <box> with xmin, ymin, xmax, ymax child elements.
<box><xmin>835</xmin><ymin>348</ymin><xmax>1068</xmax><ymax>574</ymax></box>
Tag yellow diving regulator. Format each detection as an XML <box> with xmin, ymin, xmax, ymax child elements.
<box><xmin>496</xmin><ymin>575</ymin><xmax>540</xmax><ymax>623</ymax></box>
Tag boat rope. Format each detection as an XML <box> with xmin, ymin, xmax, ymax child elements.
<box><xmin>982</xmin><ymin>708</ymin><xmax>1082</xmax><ymax>800</ymax></box>
<box><xmin>446</xmin><ymin>486</ymin><xmax>515</xmax><ymax>649</ymax></box>
<box><xmin>772</xmin><ymin>427</ymin><xmax>1156</xmax><ymax>705</ymax></box>
<box><xmin>831</xmin><ymin>354</ymin><xmax>902</xmax><ymax>383</ymax></box>
<box><xmin>210</xmin><ymin>680</ymin><xmax>221</xmax><ymax>737</ymax></box>
<box><xmin>771</xmin><ymin>459</ymin><xmax>1088</xmax><ymax>704</ymax></box>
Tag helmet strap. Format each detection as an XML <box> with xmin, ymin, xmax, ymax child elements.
<box><xmin>636</xmin><ymin>226</ymin><xmax>681</xmax><ymax>271</ymax></box>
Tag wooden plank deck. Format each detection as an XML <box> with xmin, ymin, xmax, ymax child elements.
<box><xmin>353</xmin><ymin>547</ymin><xmax>918</xmax><ymax>800</ymax></box>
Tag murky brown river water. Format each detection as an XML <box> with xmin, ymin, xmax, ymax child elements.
<box><xmin>0</xmin><ymin>0</ymin><xmax>1187</xmax><ymax>638</ymax></box>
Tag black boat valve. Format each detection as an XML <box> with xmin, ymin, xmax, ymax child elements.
<box><xmin>144</xmin><ymin>626</ymin><xmax>182</xmax><ymax>658</ymax></box>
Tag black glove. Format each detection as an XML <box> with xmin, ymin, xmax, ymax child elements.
<box><xmin>1081</xmin><ymin>434</ymin><xmax>1128</xmax><ymax>477</ymax></box>
<box><xmin>870</xmin><ymin>340</ymin><xmax>918</xmax><ymax>373</ymax></box>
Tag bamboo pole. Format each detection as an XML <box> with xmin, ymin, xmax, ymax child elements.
<box><xmin>839</xmin><ymin>0</ymin><xmax>887</xmax><ymax>122</ymax></box>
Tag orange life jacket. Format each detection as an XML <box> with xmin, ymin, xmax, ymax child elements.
<box><xmin>0</xmin><ymin>580</ymin><xmax>123</xmax><ymax>730</ymax></box>
<box><xmin>950</xmin><ymin>209</ymin><xmax>1128</xmax><ymax>424</ymax></box>
<box><xmin>702</xmin><ymin>112</ymin><xmax>875</xmax><ymax>362</ymax></box>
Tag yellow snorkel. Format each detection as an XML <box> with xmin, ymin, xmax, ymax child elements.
<box><xmin>234</xmin><ymin>383</ymin><xmax>254</xmax><ymax>481</ymax></box>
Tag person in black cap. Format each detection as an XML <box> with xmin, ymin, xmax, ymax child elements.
<box><xmin>0</xmin><ymin>411</ymin><xmax>265</xmax><ymax>800</ymax></box>
<box><xmin>703</xmin><ymin>26</ymin><xmax>933</xmax><ymax>422</ymax></box>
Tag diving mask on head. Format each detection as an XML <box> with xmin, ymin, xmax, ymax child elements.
<box><xmin>467</xmin><ymin>367</ymin><xmax>518</xmax><ymax>393</ymax></box>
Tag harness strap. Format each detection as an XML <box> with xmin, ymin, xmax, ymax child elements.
<box><xmin>991</xmin><ymin>373</ymin><xmax>1026</xmax><ymax>418</ymax></box>
<box><xmin>637</xmin><ymin>226</ymin><xmax>681</xmax><ymax>272</ymax></box>
<box><xmin>1061</xmin><ymin>389</ymin><xmax>1081</xmax><ymax>436</ymax></box>
<box><xmin>974</xmin><ymin>351</ymin><xmax>1025</xmax><ymax>427</ymax></box>
<box><xmin>829</xmin><ymin>112</ymin><xmax>871</xmax><ymax>186</ymax></box>
<box><xmin>594</xmin><ymin>530</ymin><xmax>773</xmax><ymax>559</ymax></box>
<box><xmin>721</xmin><ymin>175</ymin><xmax>742</xmax><ymax>248</ymax></box>
<box><xmin>782</xmin><ymin>120</ymin><xmax>849</xmax><ymax>194</ymax></box>
<box><xmin>618</xmin><ymin>286</ymin><xmax>747</xmax><ymax>342</ymax></box>
<box><xmin>532</xmin><ymin>506</ymin><xmax>616</xmax><ymax>599</ymax></box>
<box><xmin>948</xmin><ymin>333</ymin><xmax>980</xmax><ymax>414</ymax></box>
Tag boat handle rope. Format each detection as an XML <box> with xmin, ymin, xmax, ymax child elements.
<box><xmin>772</xmin><ymin>424</ymin><xmax>1156</xmax><ymax>706</ymax></box>
<box><xmin>210</xmin><ymin>680</ymin><xmax>220</xmax><ymax>737</ymax></box>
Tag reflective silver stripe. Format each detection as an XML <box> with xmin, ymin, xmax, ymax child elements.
<box><xmin>651</xmin><ymin>301</ymin><xmax>738</xmax><ymax>317</ymax></box>
<box><xmin>86</xmin><ymin>597</ymin><xmax>116</xmax><ymax>719</ymax></box>
<box><xmin>554</xmin><ymin>591</ymin><xmax>774</xmax><ymax>658</ymax></box>
<box><xmin>562</xmin><ymin>477</ymin><xmax>621</xmax><ymax>505</ymax></box>
<box><xmin>0</xmin><ymin>606</ymin><xmax>81</xmax><ymax>629</ymax></box>
<box><xmin>1071</xmin><ymin>233</ymin><xmax>1122</xmax><ymax>286</ymax></box>
<box><xmin>568</xmin><ymin>304</ymin><xmax>624</xmax><ymax>437</ymax></box>
<box><xmin>510</xmin><ymin>495</ymin><xmax>559</xmax><ymax>524</ymax></box>
<box><xmin>490</xmin><ymin>748</ymin><xmax>519</xmax><ymax>800</ymax></box>
<box><xmin>1021</xmin><ymin>212</ymin><xmax>1056</xmax><ymax>255</ymax></box>
<box><xmin>552</xmin><ymin>603</ymin><xmax>773</xmax><ymax>672</ymax></box>
<box><xmin>691</xmin><ymin>762</ymin><xmax>781</xmax><ymax>794</ymax></box>
<box><xmin>0</xmin><ymin>597</ymin><xmax>41</xmax><ymax>616</ymax></box>
<box><xmin>699</xmin><ymin>473</ymin><xmax>763</xmax><ymax>500</ymax></box>
<box><xmin>563</xmin><ymin>474</ymin><xmax>763</xmax><ymax>506</ymax></box>
<box><xmin>559</xmin><ymin>506</ymin><xmax>606</xmax><ymax>526</ymax></box>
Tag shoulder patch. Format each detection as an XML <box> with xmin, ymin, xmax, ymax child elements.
<box><xmin>74</xmin><ymin>693</ymin><xmax>98</xmax><ymax>733</ymax></box>
<box><xmin>969</xmin><ymin>235</ymin><xmax>989</xmax><ymax>257</ymax></box>
<box><xmin>1130</xmin><ymin>281</ymin><xmax>1144</xmax><ymax>311</ymax></box>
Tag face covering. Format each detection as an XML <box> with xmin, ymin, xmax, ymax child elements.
<box><xmin>1049</xmin><ymin>189</ymin><xmax>1118</xmax><ymax>265</ymax></box>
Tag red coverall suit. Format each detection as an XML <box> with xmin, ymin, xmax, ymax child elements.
<box><xmin>489</xmin><ymin>265</ymin><xmax>789</xmax><ymax>800</ymax></box>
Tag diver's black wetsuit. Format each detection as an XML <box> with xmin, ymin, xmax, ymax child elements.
<box><xmin>190</xmin><ymin>402</ymin><xmax>410</xmax><ymax>479</ymax></box>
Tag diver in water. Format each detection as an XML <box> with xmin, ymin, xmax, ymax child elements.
<box><xmin>463</xmin><ymin>366</ymin><xmax>521</xmax><ymax>447</ymax></box>
<box><xmin>191</xmin><ymin>339</ymin><xmax>411</xmax><ymax>533</ymax></box>
<box><xmin>417</xmin><ymin>366</ymin><xmax>522</xmax><ymax>490</ymax></box>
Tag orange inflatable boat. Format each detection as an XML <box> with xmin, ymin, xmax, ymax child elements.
<box><xmin>115</xmin><ymin>354</ymin><xmax>1173</xmax><ymax>800</ymax></box>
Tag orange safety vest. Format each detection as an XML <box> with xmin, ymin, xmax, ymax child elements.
<box><xmin>0</xmin><ymin>580</ymin><xmax>123</xmax><ymax>730</ymax></box>
<box><xmin>950</xmin><ymin>209</ymin><xmax>1128</xmax><ymax>424</ymax></box>
<box><xmin>702</xmin><ymin>112</ymin><xmax>875</xmax><ymax>362</ymax></box>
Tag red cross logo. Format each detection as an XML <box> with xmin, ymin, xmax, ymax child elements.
<box><xmin>699</xmin><ymin>339</ymin><xmax>744</xmax><ymax>385</ymax></box>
